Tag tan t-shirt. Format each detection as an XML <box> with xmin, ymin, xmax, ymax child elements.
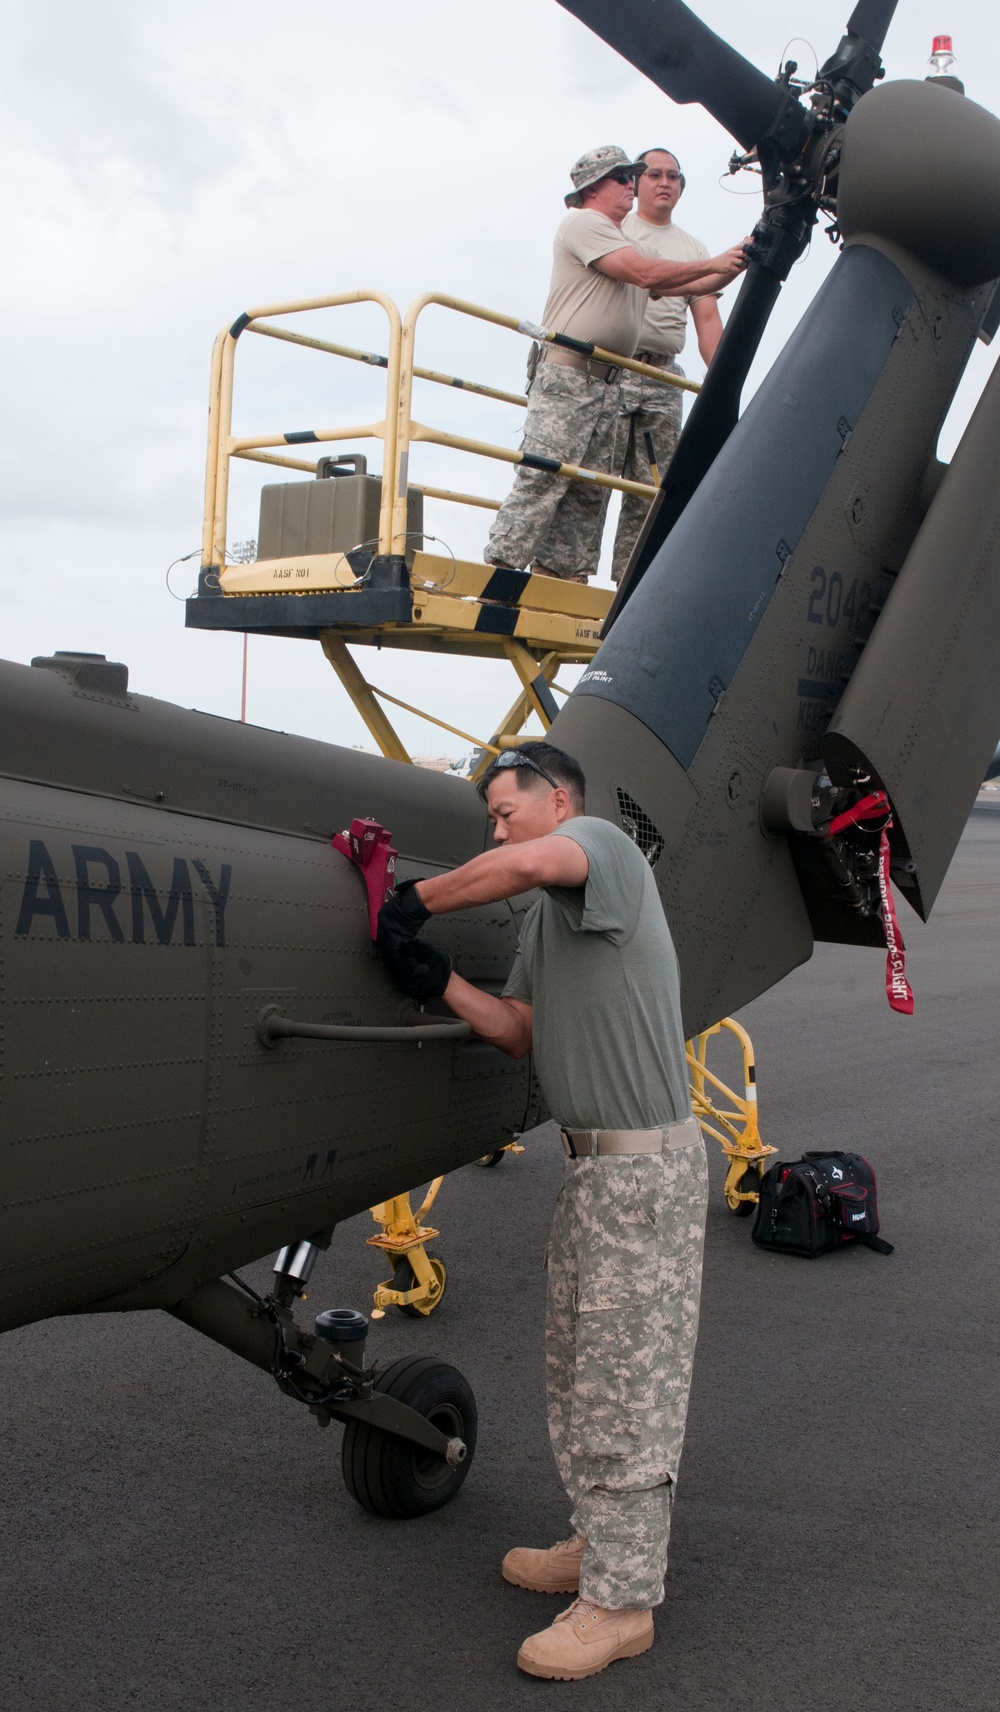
<box><xmin>622</xmin><ymin>212</ymin><xmax>717</xmax><ymax>359</ymax></box>
<box><xmin>541</xmin><ymin>210</ymin><xmax>648</xmax><ymax>360</ymax></box>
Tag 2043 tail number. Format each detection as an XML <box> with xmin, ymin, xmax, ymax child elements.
<box><xmin>807</xmin><ymin>567</ymin><xmax>871</xmax><ymax>635</ymax></box>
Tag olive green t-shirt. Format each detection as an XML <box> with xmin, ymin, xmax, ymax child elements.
<box><xmin>502</xmin><ymin>816</ymin><xmax>691</xmax><ymax>1130</ymax></box>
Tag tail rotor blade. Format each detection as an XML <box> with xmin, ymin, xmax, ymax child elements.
<box><xmin>555</xmin><ymin>0</ymin><xmax>800</xmax><ymax>151</ymax></box>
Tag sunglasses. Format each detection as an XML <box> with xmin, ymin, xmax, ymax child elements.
<box><xmin>483</xmin><ymin>750</ymin><xmax>560</xmax><ymax>793</ymax></box>
<box><xmin>607</xmin><ymin>169</ymin><xmax>637</xmax><ymax>186</ymax></box>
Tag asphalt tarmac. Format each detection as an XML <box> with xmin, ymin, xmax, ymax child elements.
<box><xmin>3</xmin><ymin>807</ymin><xmax>998</xmax><ymax>1712</ymax></box>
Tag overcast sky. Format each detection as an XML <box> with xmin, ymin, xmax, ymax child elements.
<box><xmin>2</xmin><ymin>0</ymin><xmax>997</xmax><ymax>757</ymax></box>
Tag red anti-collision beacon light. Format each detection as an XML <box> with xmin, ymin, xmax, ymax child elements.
<box><xmin>331</xmin><ymin>817</ymin><xmax>398</xmax><ymax>940</ymax></box>
<box><xmin>928</xmin><ymin>34</ymin><xmax>956</xmax><ymax>76</ymax></box>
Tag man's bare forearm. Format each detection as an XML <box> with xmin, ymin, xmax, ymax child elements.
<box><xmin>599</xmin><ymin>251</ymin><xmax>734</xmax><ymax>293</ymax></box>
<box><xmin>596</xmin><ymin>242</ymin><xmax>747</xmax><ymax>296</ymax></box>
<box><xmin>416</xmin><ymin>847</ymin><xmax>529</xmax><ymax>913</ymax></box>
<box><xmin>415</xmin><ymin>836</ymin><xmax>588</xmax><ymax>914</ymax></box>
<box><xmin>688</xmin><ymin>270</ymin><xmax>736</xmax><ymax>297</ymax></box>
<box><xmin>648</xmin><ymin>257</ymin><xmax>735</xmax><ymax>293</ymax></box>
<box><xmin>442</xmin><ymin>972</ymin><xmax>532</xmax><ymax>1057</ymax></box>
<box><xmin>691</xmin><ymin>296</ymin><xmax>724</xmax><ymax>365</ymax></box>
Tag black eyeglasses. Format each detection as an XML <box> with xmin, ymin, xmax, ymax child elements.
<box><xmin>482</xmin><ymin>750</ymin><xmax>559</xmax><ymax>794</ymax></box>
<box><xmin>607</xmin><ymin>170</ymin><xmax>637</xmax><ymax>186</ymax></box>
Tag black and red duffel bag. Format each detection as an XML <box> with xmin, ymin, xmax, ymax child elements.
<box><xmin>751</xmin><ymin>1151</ymin><xmax>893</xmax><ymax>1258</ymax></box>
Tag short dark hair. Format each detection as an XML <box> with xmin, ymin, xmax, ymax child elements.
<box><xmin>477</xmin><ymin>740</ymin><xmax>586</xmax><ymax>810</ymax></box>
<box><xmin>638</xmin><ymin>146</ymin><xmax>685</xmax><ymax>188</ymax></box>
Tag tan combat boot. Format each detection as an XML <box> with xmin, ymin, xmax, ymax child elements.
<box><xmin>516</xmin><ymin>1598</ymin><xmax>654</xmax><ymax>1680</ymax></box>
<box><xmin>501</xmin><ymin>1533</ymin><xmax>585</xmax><ymax>1594</ymax></box>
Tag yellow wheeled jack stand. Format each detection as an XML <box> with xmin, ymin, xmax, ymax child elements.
<box><xmin>688</xmin><ymin>1018</ymin><xmax>778</xmax><ymax>1214</ymax></box>
<box><xmin>367</xmin><ymin>1179</ymin><xmax>448</xmax><ymax>1318</ymax></box>
<box><xmin>367</xmin><ymin>1141</ymin><xmax>524</xmax><ymax>1315</ymax></box>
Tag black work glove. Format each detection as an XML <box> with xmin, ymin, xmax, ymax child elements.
<box><xmin>376</xmin><ymin>879</ymin><xmax>431</xmax><ymax>959</ymax></box>
<box><xmin>382</xmin><ymin>937</ymin><xmax>453</xmax><ymax>1002</ymax></box>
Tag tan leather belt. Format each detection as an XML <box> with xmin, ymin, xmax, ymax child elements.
<box><xmin>633</xmin><ymin>351</ymin><xmax>680</xmax><ymax>374</ymax></box>
<box><xmin>542</xmin><ymin>346</ymin><xmax>620</xmax><ymax>384</ymax></box>
<box><xmin>561</xmin><ymin>1115</ymin><xmax>701</xmax><ymax>1157</ymax></box>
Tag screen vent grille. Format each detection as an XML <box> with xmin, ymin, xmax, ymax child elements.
<box><xmin>615</xmin><ymin>788</ymin><xmax>665</xmax><ymax>868</ymax></box>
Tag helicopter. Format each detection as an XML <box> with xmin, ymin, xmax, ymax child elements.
<box><xmin>3</xmin><ymin>0</ymin><xmax>1000</xmax><ymax>1521</ymax></box>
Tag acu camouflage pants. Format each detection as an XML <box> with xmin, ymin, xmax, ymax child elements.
<box><xmin>484</xmin><ymin>361</ymin><xmax>621</xmax><ymax>580</ymax></box>
<box><xmin>546</xmin><ymin>1140</ymin><xmax>709</xmax><ymax>1610</ymax></box>
<box><xmin>611</xmin><ymin>364</ymin><xmax>684</xmax><ymax>585</ymax></box>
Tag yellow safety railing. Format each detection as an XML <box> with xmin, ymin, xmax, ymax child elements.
<box><xmin>201</xmin><ymin>290</ymin><xmax>403</xmax><ymax>580</ymax></box>
<box><xmin>389</xmin><ymin>290</ymin><xmax>699</xmax><ymax>558</ymax></box>
<box><xmin>200</xmin><ymin>287</ymin><xmax>700</xmax><ymax>579</ymax></box>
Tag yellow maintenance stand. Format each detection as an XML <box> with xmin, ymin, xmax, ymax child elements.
<box><xmin>184</xmin><ymin>286</ymin><xmax>776</xmax><ymax>1314</ymax></box>
<box><xmin>184</xmin><ymin>287</ymin><xmax>696</xmax><ymax>768</ymax></box>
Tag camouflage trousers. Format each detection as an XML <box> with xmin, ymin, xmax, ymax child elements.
<box><xmin>546</xmin><ymin>1140</ymin><xmax>709</xmax><ymax>1610</ymax></box>
<box><xmin>611</xmin><ymin>364</ymin><xmax>684</xmax><ymax>585</ymax></box>
<box><xmin>485</xmin><ymin>361</ymin><xmax>622</xmax><ymax>580</ymax></box>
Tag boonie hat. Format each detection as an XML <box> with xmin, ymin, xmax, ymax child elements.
<box><xmin>564</xmin><ymin>145</ymin><xmax>647</xmax><ymax>208</ymax></box>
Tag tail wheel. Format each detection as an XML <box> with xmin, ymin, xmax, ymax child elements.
<box><xmin>476</xmin><ymin>1149</ymin><xmax>508</xmax><ymax>1167</ymax></box>
<box><xmin>341</xmin><ymin>1355</ymin><xmax>477</xmax><ymax>1518</ymax></box>
<box><xmin>390</xmin><ymin>1253</ymin><xmax>447</xmax><ymax>1316</ymax></box>
<box><xmin>731</xmin><ymin>1161</ymin><xmax>763</xmax><ymax>1216</ymax></box>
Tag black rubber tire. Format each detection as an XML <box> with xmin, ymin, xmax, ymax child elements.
<box><xmin>476</xmin><ymin>1149</ymin><xmax>508</xmax><ymax>1167</ymax></box>
<box><xmin>733</xmin><ymin>1163</ymin><xmax>763</xmax><ymax>1216</ymax></box>
<box><xmin>390</xmin><ymin>1254</ymin><xmax>447</xmax><ymax>1317</ymax></box>
<box><xmin>341</xmin><ymin>1355</ymin><xmax>477</xmax><ymax>1518</ymax></box>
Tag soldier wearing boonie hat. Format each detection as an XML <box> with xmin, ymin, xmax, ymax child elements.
<box><xmin>485</xmin><ymin>147</ymin><xmax>747</xmax><ymax>583</ymax></box>
<box><xmin>564</xmin><ymin>144</ymin><xmax>648</xmax><ymax>206</ymax></box>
